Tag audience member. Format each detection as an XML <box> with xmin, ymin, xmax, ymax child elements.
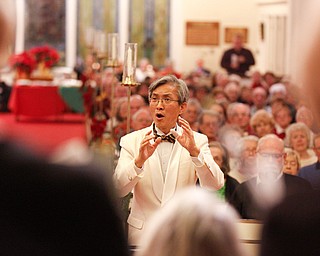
<box><xmin>220</xmin><ymin>33</ymin><xmax>255</xmax><ymax>77</ymax></box>
<box><xmin>250</xmin><ymin>109</ymin><xmax>275</xmax><ymax>138</ymax></box>
<box><xmin>137</xmin><ymin>187</ymin><xmax>245</xmax><ymax>256</ymax></box>
<box><xmin>0</xmin><ymin>3</ymin><xmax>129</xmax><ymax>255</ymax></box>
<box><xmin>262</xmin><ymin>71</ymin><xmax>279</xmax><ymax>90</ymax></box>
<box><xmin>218</xmin><ymin>124</ymin><xmax>243</xmax><ymax>173</ymax></box>
<box><xmin>180</xmin><ymin>98</ymin><xmax>202</xmax><ymax>131</ymax></box>
<box><xmin>193</xmin><ymin>58</ymin><xmax>211</xmax><ymax>77</ymax></box>
<box><xmin>131</xmin><ymin>107</ymin><xmax>152</xmax><ymax>131</ymax></box>
<box><xmin>114</xmin><ymin>75</ymin><xmax>224</xmax><ymax>246</ymax></box>
<box><xmin>260</xmin><ymin>4</ymin><xmax>320</xmax><ymax>255</ymax></box>
<box><xmin>135</xmin><ymin>57</ymin><xmax>155</xmax><ymax>83</ymax></box>
<box><xmin>158</xmin><ymin>58</ymin><xmax>181</xmax><ymax>78</ymax></box>
<box><xmin>106</xmin><ymin>97</ymin><xmax>127</xmax><ymax>132</ymax></box>
<box><xmin>250</xmin><ymin>70</ymin><xmax>268</xmax><ymax>89</ymax></box>
<box><xmin>209</xmin><ymin>141</ymin><xmax>239</xmax><ymax>202</ymax></box>
<box><xmin>198</xmin><ymin>109</ymin><xmax>223</xmax><ymax>143</ymax></box>
<box><xmin>285</xmin><ymin>122</ymin><xmax>317</xmax><ymax>168</ymax></box>
<box><xmin>298</xmin><ymin>133</ymin><xmax>320</xmax><ymax>190</ymax></box>
<box><xmin>209</xmin><ymin>102</ymin><xmax>227</xmax><ymax>125</ymax></box>
<box><xmin>0</xmin><ymin>138</ymin><xmax>130</xmax><ymax>256</ymax></box>
<box><xmin>0</xmin><ymin>78</ymin><xmax>11</xmax><ymax>112</ymax></box>
<box><xmin>250</xmin><ymin>87</ymin><xmax>271</xmax><ymax>115</ymax></box>
<box><xmin>226</xmin><ymin>102</ymin><xmax>251</xmax><ymax>136</ymax></box>
<box><xmin>194</xmin><ymin>85</ymin><xmax>210</xmax><ymax>107</ymax></box>
<box><xmin>230</xmin><ymin>134</ymin><xmax>311</xmax><ymax>220</ymax></box>
<box><xmin>228</xmin><ymin>135</ymin><xmax>259</xmax><ymax>183</ymax></box>
<box><xmin>130</xmin><ymin>94</ymin><xmax>147</xmax><ymax>115</ymax></box>
<box><xmin>295</xmin><ymin>105</ymin><xmax>318</xmax><ymax>136</ymax></box>
<box><xmin>260</xmin><ymin>190</ymin><xmax>320</xmax><ymax>256</ymax></box>
<box><xmin>239</xmin><ymin>86</ymin><xmax>253</xmax><ymax>106</ymax></box>
<box><xmin>272</xmin><ymin>101</ymin><xmax>294</xmax><ymax>139</ymax></box>
<box><xmin>283</xmin><ymin>148</ymin><xmax>300</xmax><ymax>176</ymax></box>
<box><xmin>224</xmin><ymin>81</ymin><xmax>241</xmax><ymax>103</ymax></box>
<box><xmin>212</xmin><ymin>70</ymin><xmax>230</xmax><ymax>88</ymax></box>
<box><xmin>268</xmin><ymin>83</ymin><xmax>287</xmax><ymax>103</ymax></box>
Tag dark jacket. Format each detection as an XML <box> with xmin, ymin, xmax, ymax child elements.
<box><xmin>229</xmin><ymin>173</ymin><xmax>312</xmax><ymax>220</ymax></box>
<box><xmin>0</xmin><ymin>140</ymin><xmax>129</xmax><ymax>256</ymax></box>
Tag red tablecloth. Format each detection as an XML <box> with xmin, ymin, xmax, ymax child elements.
<box><xmin>9</xmin><ymin>85</ymin><xmax>67</xmax><ymax>120</ymax></box>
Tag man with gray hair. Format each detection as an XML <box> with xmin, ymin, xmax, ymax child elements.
<box><xmin>228</xmin><ymin>135</ymin><xmax>259</xmax><ymax>183</ymax></box>
<box><xmin>230</xmin><ymin>134</ymin><xmax>311</xmax><ymax>220</ymax></box>
<box><xmin>226</xmin><ymin>102</ymin><xmax>251</xmax><ymax>136</ymax></box>
<box><xmin>198</xmin><ymin>109</ymin><xmax>223</xmax><ymax>142</ymax></box>
<box><xmin>114</xmin><ymin>75</ymin><xmax>224</xmax><ymax>245</ymax></box>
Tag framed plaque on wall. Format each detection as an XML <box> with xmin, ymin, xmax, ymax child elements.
<box><xmin>186</xmin><ymin>22</ymin><xmax>219</xmax><ymax>46</ymax></box>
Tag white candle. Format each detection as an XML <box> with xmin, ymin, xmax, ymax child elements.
<box><xmin>99</xmin><ymin>32</ymin><xmax>107</xmax><ymax>55</ymax></box>
<box><xmin>127</xmin><ymin>47</ymin><xmax>133</xmax><ymax>76</ymax></box>
<box><xmin>111</xmin><ymin>36</ymin><xmax>117</xmax><ymax>60</ymax></box>
<box><xmin>85</xmin><ymin>27</ymin><xmax>94</xmax><ymax>47</ymax></box>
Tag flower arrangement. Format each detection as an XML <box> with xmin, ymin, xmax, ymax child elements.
<box><xmin>8</xmin><ymin>51</ymin><xmax>36</xmax><ymax>74</ymax></box>
<box><xmin>90</xmin><ymin>116</ymin><xmax>107</xmax><ymax>141</ymax></box>
<box><xmin>29</xmin><ymin>45</ymin><xmax>60</xmax><ymax>68</ymax></box>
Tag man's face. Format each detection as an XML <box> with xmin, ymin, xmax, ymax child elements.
<box><xmin>199</xmin><ymin>114</ymin><xmax>220</xmax><ymax>141</ymax></box>
<box><xmin>130</xmin><ymin>97</ymin><xmax>145</xmax><ymax>115</ymax></box>
<box><xmin>256</xmin><ymin>138</ymin><xmax>284</xmax><ymax>182</ymax></box>
<box><xmin>239</xmin><ymin>140</ymin><xmax>257</xmax><ymax>177</ymax></box>
<box><xmin>210</xmin><ymin>147</ymin><xmax>223</xmax><ymax>168</ymax></box>
<box><xmin>131</xmin><ymin>111</ymin><xmax>152</xmax><ymax>131</ymax></box>
<box><xmin>149</xmin><ymin>84</ymin><xmax>186</xmax><ymax>134</ymax></box>
<box><xmin>229</xmin><ymin>106</ymin><xmax>250</xmax><ymax>130</ymax></box>
<box><xmin>274</xmin><ymin>108</ymin><xmax>292</xmax><ymax>129</ymax></box>
<box><xmin>182</xmin><ymin>104</ymin><xmax>199</xmax><ymax>124</ymax></box>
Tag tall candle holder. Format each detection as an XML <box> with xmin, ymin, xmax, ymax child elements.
<box><xmin>84</xmin><ymin>27</ymin><xmax>118</xmax><ymax>169</ymax></box>
<box><xmin>122</xmin><ymin>43</ymin><xmax>140</xmax><ymax>133</ymax></box>
<box><xmin>106</xmin><ymin>33</ymin><xmax>120</xmax><ymax>140</ymax></box>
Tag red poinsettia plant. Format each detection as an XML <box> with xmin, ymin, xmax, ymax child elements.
<box><xmin>29</xmin><ymin>45</ymin><xmax>60</xmax><ymax>68</ymax></box>
<box><xmin>8</xmin><ymin>51</ymin><xmax>36</xmax><ymax>74</ymax></box>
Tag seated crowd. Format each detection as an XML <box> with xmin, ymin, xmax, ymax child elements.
<box><xmin>3</xmin><ymin>48</ymin><xmax>320</xmax><ymax>254</ymax></box>
<box><xmin>78</xmin><ymin>56</ymin><xmax>320</xmax><ymax>254</ymax></box>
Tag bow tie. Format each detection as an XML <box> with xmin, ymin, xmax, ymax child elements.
<box><xmin>153</xmin><ymin>124</ymin><xmax>176</xmax><ymax>143</ymax></box>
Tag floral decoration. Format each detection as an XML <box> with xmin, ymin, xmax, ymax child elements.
<box><xmin>29</xmin><ymin>45</ymin><xmax>60</xmax><ymax>68</ymax></box>
<box><xmin>90</xmin><ymin>116</ymin><xmax>107</xmax><ymax>141</ymax></box>
<box><xmin>8</xmin><ymin>51</ymin><xmax>36</xmax><ymax>74</ymax></box>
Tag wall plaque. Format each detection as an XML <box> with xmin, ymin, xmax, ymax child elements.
<box><xmin>186</xmin><ymin>22</ymin><xmax>219</xmax><ymax>46</ymax></box>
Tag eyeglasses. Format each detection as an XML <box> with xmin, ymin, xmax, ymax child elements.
<box><xmin>258</xmin><ymin>152</ymin><xmax>283</xmax><ymax>159</ymax></box>
<box><xmin>150</xmin><ymin>97</ymin><xmax>180</xmax><ymax>106</ymax></box>
<box><xmin>202</xmin><ymin>122</ymin><xmax>219</xmax><ymax>127</ymax></box>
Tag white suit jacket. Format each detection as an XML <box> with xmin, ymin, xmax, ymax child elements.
<box><xmin>114</xmin><ymin>124</ymin><xmax>224</xmax><ymax>245</ymax></box>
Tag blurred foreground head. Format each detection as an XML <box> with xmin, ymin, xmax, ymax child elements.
<box><xmin>296</xmin><ymin>1</ymin><xmax>320</xmax><ymax>129</ymax></box>
<box><xmin>260</xmin><ymin>191</ymin><xmax>320</xmax><ymax>256</ymax></box>
<box><xmin>137</xmin><ymin>187</ymin><xmax>245</xmax><ymax>256</ymax></box>
<box><xmin>0</xmin><ymin>0</ymin><xmax>15</xmax><ymax>67</ymax></box>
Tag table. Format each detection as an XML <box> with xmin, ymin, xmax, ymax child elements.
<box><xmin>58</xmin><ymin>86</ymin><xmax>84</xmax><ymax>113</ymax></box>
<box><xmin>9</xmin><ymin>85</ymin><xmax>67</xmax><ymax>120</ymax></box>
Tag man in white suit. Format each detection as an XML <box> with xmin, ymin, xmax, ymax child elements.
<box><xmin>114</xmin><ymin>75</ymin><xmax>224</xmax><ymax>246</ymax></box>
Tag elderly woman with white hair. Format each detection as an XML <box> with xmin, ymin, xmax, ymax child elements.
<box><xmin>136</xmin><ymin>187</ymin><xmax>245</xmax><ymax>256</ymax></box>
<box><xmin>285</xmin><ymin>122</ymin><xmax>317</xmax><ymax>168</ymax></box>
